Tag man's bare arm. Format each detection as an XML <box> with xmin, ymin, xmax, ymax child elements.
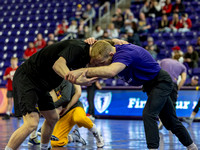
<box><xmin>60</xmin><ymin>85</ymin><xmax>82</xmax><ymax>116</ymax></box>
<box><xmin>49</xmin><ymin>90</ymin><xmax>58</xmax><ymax>102</ymax></box>
<box><xmin>178</xmin><ymin>72</ymin><xmax>186</xmax><ymax>90</ymax></box>
<box><xmin>84</xmin><ymin>37</ymin><xmax>129</xmax><ymax>46</ymax></box>
<box><xmin>111</xmin><ymin>39</ymin><xmax>129</xmax><ymax>45</ymax></box>
<box><xmin>52</xmin><ymin>57</ymin><xmax>70</xmax><ymax>79</ymax></box>
<box><xmin>86</xmin><ymin>62</ymin><xmax>126</xmax><ymax>78</ymax></box>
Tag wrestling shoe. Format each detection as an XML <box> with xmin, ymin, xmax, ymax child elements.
<box><xmin>37</xmin><ymin>128</ymin><xmax>59</xmax><ymax>141</ymax></box>
<box><xmin>72</xmin><ymin>129</ymin><xmax>86</xmax><ymax>145</ymax></box>
<box><xmin>28</xmin><ymin>136</ymin><xmax>40</xmax><ymax>145</ymax></box>
<box><xmin>93</xmin><ymin>129</ymin><xmax>104</xmax><ymax>148</ymax></box>
<box><xmin>2</xmin><ymin>114</ymin><xmax>10</xmax><ymax>120</ymax></box>
<box><xmin>86</xmin><ymin>114</ymin><xmax>95</xmax><ymax>122</ymax></box>
<box><xmin>183</xmin><ymin>118</ymin><xmax>193</xmax><ymax>126</ymax></box>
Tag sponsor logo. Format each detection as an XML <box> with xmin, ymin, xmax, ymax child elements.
<box><xmin>94</xmin><ymin>92</ymin><xmax>112</xmax><ymax>113</ymax></box>
<box><xmin>128</xmin><ymin>98</ymin><xmax>193</xmax><ymax>110</ymax></box>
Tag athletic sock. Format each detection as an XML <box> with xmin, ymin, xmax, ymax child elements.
<box><xmin>149</xmin><ymin>149</ymin><xmax>158</xmax><ymax>150</ymax></box>
<box><xmin>68</xmin><ymin>135</ymin><xmax>73</xmax><ymax>143</ymax></box>
<box><xmin>30</xmin><ymin>130</ymin><xmax>37</xmax><ymax>139</ymax></box>
<box><xmin>5</xmin><ymin>146</ymin><xmax>13</xmax><ymax>150</ymax></box>
<box><xmin>40</xmin><ymin>143</ymin><xmax>49</xmax><ymax>150</ymax></box>
<box><xmin>68</xmin><ymin>134</ymin><xmax>78</xmax><ymax>143</ymax></box>
<box><xmin>187</xmin><ymin>143</ymin><xmax>198</xmax><ymax>150</ymax></box>
<box><xmin>89</xmin><ymin>124</ymin><xmax>97</xmax><ymax>133</ymax></box>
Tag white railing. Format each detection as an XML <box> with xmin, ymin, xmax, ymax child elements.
<box><xmin>99</xmin><ymin>2</ymin><xmax>110</xmax><ymax>27</ymax></box>
<box><xmin>61</xmin><ymin>33</ymin><xmax>74</xmax><ymax>41</ymax></box>
<box><xmin>84</xmin><ymin>16</ymin><xmax>93</xmax><ymax>36</ymax></box>
<box><xmin>115</xmin><ymin>0</ymin><xmax>126</xmax><ymax>11</ymax></box>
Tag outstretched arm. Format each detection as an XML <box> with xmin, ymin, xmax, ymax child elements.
<box><xmin>86</xmin><ymin>62</ymin><xmax>126</xmax><ymax>78</ymax></box>
<box><xmin>60</xmin><ymin>84</ymin><xmax>82</xmax><ymax>116</ymax></box>
<box><xmin>178</xmin><ymin>72</ymin><xmax>186</xmax><ymax>90</ymax></box>
<box><xmin>84</xmin><ymin>37</ymin><xmax>129</xmax><ymax>45</ymax></box>
<box><xmin>67</xmin><ymin>62</ymin><xmax>126</xmax><ymax>84</ymax></box>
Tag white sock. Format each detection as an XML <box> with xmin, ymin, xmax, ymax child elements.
<box><xmin>68</xmin><ymin>135</ymin><xmax>73</xmax><ymax>143</ymax></box>
<box><xmin>68</xmin><ymin>134</ymin><xmax>78</xmax><ymax>143</ymax></box>
<box><xmin>6</xmin><ymin>111</ymin><xmax>10</xmax><ymax>116</ymax></box>
<box><xmin>190</xmin><ymin>114</ymin><xmax>195</xmax><ymax>120</ymax></box>
<box><xmin>149</xmin><ymin>149</ymin><xmax>158</xmax><ymax>150</ymax></box>
<box><xmin>187</xmin><ymin>143</ymin><xmax>198</xmax><ymax>150</ymax></box>
<box><xmin>30</xmin><ymin>130</ymin><xmax>37</xmax><ymax>139</ymax></box>
<box><xmin>5</xmin><ymin>146</ymin><xmax>13</xmax><ymax>150</ymax></box>
<box><xmin>89</xmin><ymin>124</ymin><xmax>97</xmax><ymax>133</ymax></box>
<box><xmin>40</xmin><ymin>143</ymin><xmax>49</xmax><ymax>150</ymax></box>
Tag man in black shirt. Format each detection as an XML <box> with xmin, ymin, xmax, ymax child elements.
<box><xmin>5</xmin><ymin>39</ymin><xmax>96</xmax><ymax>150</ymax></box>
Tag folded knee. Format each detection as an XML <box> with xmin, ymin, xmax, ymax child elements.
<box><xmin>24</xmin><ymin>113</ymin><xmax>40</xmax><ymax>131</ymax></box>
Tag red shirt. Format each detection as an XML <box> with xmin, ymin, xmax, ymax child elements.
<box><xmin>24</xmin><ymin>47</ymin><xmax>37</xmax><ymax>57</ymax></box>
<box><xmin>163</xmin><ymin>4</ymin><xmax>172</xmax><ymax>14</ymax></box>
<box><xmin>57</xmin><ymin>24</ymin><xmax>68</xmax><ymax>35</ymax></box>
<box><xmin>4</xmin><ymin>67</ymin><xmax>18</xmax><ymax>91</ymax></box>
<box><xmin>34</xmin><ymin>39</ymin><xmax>46</xmax><ymax>50</ymax></box>
<box><xmin>178</xmin><ymin>18</ymin><xmax>192</xmax><ymax>29</ymax></box>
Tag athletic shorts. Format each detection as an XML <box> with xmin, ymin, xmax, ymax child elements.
<box><xmin>13</xmin><ymin>66</ymin><xmax>55</xmax><ymax>117</ymax></box>
<box><xmin>7</xmin><ymin>90</ymin><xmax>13</xmax><ymax>98</ymax></box>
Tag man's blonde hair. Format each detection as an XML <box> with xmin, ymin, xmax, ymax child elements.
<box><xmin>11</xmin><ymin>57</ymin><xmax>18</xmax><ymax>61</ymax></box>
<box><xmin>91</xmin><ymin>40</ymin><xmax>113</xmax><ymax>59</ymax></box>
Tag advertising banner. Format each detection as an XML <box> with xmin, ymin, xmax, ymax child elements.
<box><xmin>79</xmin><ymin>90</ymin><xmax>200</xmax><ymax>117</ymax></box>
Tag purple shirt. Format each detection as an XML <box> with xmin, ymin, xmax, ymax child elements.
<box><xmin>112</xmin><ymin>44</ymin><xmax>161</xmax><ymax>86</ymax></box>
<box><xmin>160</xmin><ymin>58</ymin><xmax>186</xmax><ymax>83</ymax></box>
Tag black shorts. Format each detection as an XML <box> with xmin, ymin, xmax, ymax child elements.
<box><xmin>7</xmin><ymin>90</ymin><xmax>13</xmax><ymax>98</ymax></box>
<box><xmin>13</xmin><ymin>66</ymin><xmax>55</xmax><ymax>117</ymax></box>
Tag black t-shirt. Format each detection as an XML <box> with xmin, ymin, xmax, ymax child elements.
<box><xmin>54</xmin><ymin>80</ymin><xmax>83</xmax><ymax>116</ymax></box>
<box><xmin>22</xmin><ymin>39</ymin><xmax>90</xmax><ymax>91</ymax></box>
<box><xmin>54</xmin><ymin>80</ymin><xmax>76</xmax><ymax>108</ymax></box>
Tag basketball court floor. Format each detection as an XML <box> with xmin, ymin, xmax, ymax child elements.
<box><xmin>0</xmin><ymin>118</ymin><xmax>200</xmax><ymax>150</ymax></box>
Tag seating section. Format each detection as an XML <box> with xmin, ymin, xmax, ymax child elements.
<box><xmin>1</xmin><ymin>0</ymin><xmax>200</xmax><ymax>86</ymax></box>
<box><xmin>0</xmin><ymin>0</ymin><xmax>98</xmax><ymax>86</ymax></box>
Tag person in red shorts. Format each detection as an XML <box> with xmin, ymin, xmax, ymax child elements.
<box><xmin>34</xmin><ymin>33</ymin><xmax>46</xmax><ymax>50</ymax></box>
<box><xmin>23</xmin><ymin>42</ymin><xmax>37</xmax><ymax>60</ymax></box>
<box><xmin>2</xmin><ymin>57</ymin><xmax>18</xmax><ymax>120</ymax></box>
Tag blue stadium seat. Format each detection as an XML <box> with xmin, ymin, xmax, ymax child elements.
<box><xmin>178</xmin><ymin>39</ymin><xmax>189</xmax><ymax>50</ymax></box>
<box><xmin>174</xmin><ymin>32</ymin><xmax>183</xmax><ymax>40</ymax></box>
<box><xmin>116</xmin><ymin>79</ymin><xmax>125</xmax><ymax>86</ymax></box>
<box><xmin>190</xmin><ymin>39</ymin><xmax>197</xmax><ymax>47</ymax></box>
<box><xmin>162</xmin><ymin>33</ymin><xmax>173</xmax><ymax>41</ymax></box>
<box><xmin>193</xmin><ymin>68</ymin><xmax>200</xmax><ymax>75</ymax></box>
<box><xmin>192</xmin><ymin>1</ymin><xmax>200</xmax><ymax>9</ymax></box>
<box><xmin>185</xmin><ymin>31</ymin><xmax>196</xmax><ymax>39</ymax></box>
<box><xmin>155</xmin><ymin>40</ymin><xmax>166</xmax><ymax>49</ymax></box>
<box><xmin>166</xmin><ymin>40</ymin><xmax>176</xmax><ymax>49</ymax></box>
<box><xmin>104</xmin><ymin>79</ymin><xmax>113</xmax><ymax>86</ymax></box>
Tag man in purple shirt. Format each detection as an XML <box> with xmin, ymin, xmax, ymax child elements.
<box><xmin>67</xmin><ymin>39</ymin><xmax>197</xmax><ymax>150</ymax></box>
<box><xmin>160</xmin><ymin>58</ymin><xmax>187</xmax><ymax>107</ymax></box>
<box><xmin>158</xmin><ymin>58</ymin><xmax>187</xmax><ymax>130</ymax></box>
